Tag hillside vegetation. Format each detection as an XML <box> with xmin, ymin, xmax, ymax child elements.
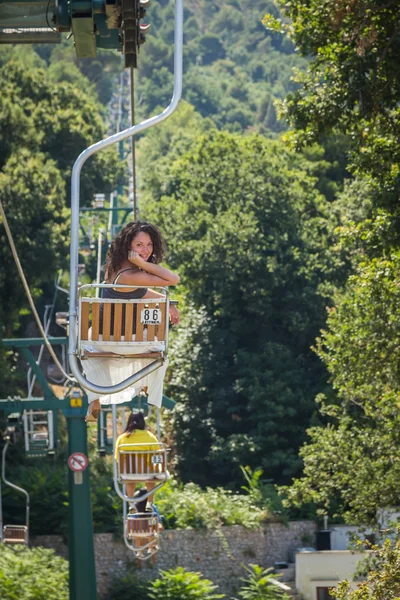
<box><xmin>136</xmin><ymin>0</ymin><xmax>306</xmax><ymax>133</ymax></box>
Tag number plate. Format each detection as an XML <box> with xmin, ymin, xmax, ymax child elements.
<box><xmin>151</xmin><ymin>455</ymin><xmax>163</xmax><ymax>464</ymax></box>
<box><xmin>140</xmin><ymin>308</ymin><xmax>162</xmax><ymax>325</ymax></box>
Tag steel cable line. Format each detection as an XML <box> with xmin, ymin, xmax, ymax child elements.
<box><xmin>0</xmin><ymin>198</ymin><xmax>75</xmax><ymax>383</ymax></box>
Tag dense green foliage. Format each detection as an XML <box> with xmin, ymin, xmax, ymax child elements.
<box><xmin>135</xmin><ymin>0</ymin><xmax>306</xmax><ymax>133</ymax></box>
<box><xmin>142</xmin><ymin>128</ymin><xmax>345</xmax><ymax>487</ymax></box>
<box><xmin>0</xmin><ymin>47</ymin><xmax>120</xmax><ymax>397</ymax></box>
<box><xmin>156</xmin><ymin>479</ymin><xmax>274</xmax><ymax>530</ymax></box>
<box><xmin>264</xmin><ymin>0</ymin><xmax>400</xmax><ymax>196</ymax></box>
<box><xmin>281</xmin><ymin>251</ymin><xmax>400</xmax><ymax>525</ymax></box>
<box><xmin>263</xmin><ymin>0</ymin><xmax>400</xmax><ymax>530</ymax></box>
<box><xmin>0</xmin><ymin>545</ymin><xmax>68</xmax><ymax>600</ymax></box>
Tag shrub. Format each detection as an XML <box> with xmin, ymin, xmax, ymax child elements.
<box><xmin>236</xmin><ymin>565</ymin><xmax>290</xmax><ymax>600</ymax></box>
<box><xmin>148</xmin><ymin>567</ymin><xmax>225</xmax><ymax>600</ymax></box>
<box><xmin>156</xmin><ymin>481</ymin><xmax>272</xmax><ymax>530</ymax></box>
<box><xmin>0</xmin><ymin>545</ymin><xmax>68</xmax><ymax>600</ymax></box>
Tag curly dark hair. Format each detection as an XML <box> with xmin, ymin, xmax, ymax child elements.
<box><xmin>104</xmin><ymin>221</ymin><xmax>165</xmax><ymax>281</ymax></box>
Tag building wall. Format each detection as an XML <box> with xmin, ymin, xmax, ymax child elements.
<box><xmin>330</xmin><ymin>525</ymin><xmax>374</xmax><ymax>551</ymax></box>
<box><xmin>296</xmin><ymin>551</ymin><xmax>366</xmax><ymax>600</ymax></box>
<box><xmin>32</xmin><ymin>520</ymin><xmax>316</xmax><ymax>597</ymax></box>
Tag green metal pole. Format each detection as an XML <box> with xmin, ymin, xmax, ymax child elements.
<box><xmin>65</xmin><ymin>401</ymin><xmax>97</xmax><ymax>600</ymax></box>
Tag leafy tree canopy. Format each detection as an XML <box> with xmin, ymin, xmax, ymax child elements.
<box><xmin>142</xmin><ymin>130</ymin><xmax>345</xmax><ymax>487</ymax></box>
<box><xmin>281</xmin><ymin>251</ymin><xmax>400</xmax><ymax>525</ymax></box>
<box><xmin>135</xmin><ymin>0</ymin><xmax>307</xmax><ymax>133</ymax></box>
<box><xmin>264</xmin><ymin>0</ymin><xmax>400</xmax><ymax>197</ymax></box>
<box><xmin>0</xmin><ymin>51</ymin><xmax>121</xmax><ymax>397</ymax></box>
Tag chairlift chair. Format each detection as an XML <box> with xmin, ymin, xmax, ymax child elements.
<box><xmin>72</xmin><ymin>283</ymin><xmax>170</xmax><ymax>401</ymax></box>
<box><xmin>93</xmin><ymin>194</ymin><xmax>106</xmax><ymax>209</ymax></box>
<box><xmin>112</xmin><ymin>405</ymin><xmax>170</xmax><ymax>505</ymax></box>
<box><xmin>78</xmin><ymin>284</ymin><xmax>169</xmax><ymax>359</ymax></box>
<box><xmin>22</xmin><ymin>410</ymin><xmax>54</xmax><ymax>457</ymax></box>
<box><xmin>3</xmin><ymin>525</ymin><xmax>29</xmax><ymax>545</ymax></box>
<box><xmin>124</xmin><ymin>508</ymin><xmax>160</xmax><ymax>560</ymax></box>
<box><xmin>118</xmin><ymin>443</ymin><xmax>169</xmax><ymax>482</ymax></box>
<box><xmin>1</xmin><ymin>439</ymin><xmax>30</xmax><ymax>545</ymax></box>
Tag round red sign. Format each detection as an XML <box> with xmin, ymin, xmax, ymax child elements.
<box><xmin>68</xmin><ymin>452</ymin><xmax>88</xmax><ymax>472</ymax></box>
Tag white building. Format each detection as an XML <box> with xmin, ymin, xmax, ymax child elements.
<box><xmin>296</xmin><ymin>550</ymin><xmax>366</xmax><ymax>600</ymax></box>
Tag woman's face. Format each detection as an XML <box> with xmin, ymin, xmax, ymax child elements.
<box><xmin>130</xmin><ymin>232</ymin><xmax>153</xmax><ymax>261</ymax></box>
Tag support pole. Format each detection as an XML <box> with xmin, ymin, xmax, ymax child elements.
<box><xmin>65</xmin><ymin>403</ymin><xmax>97</xmax><ymax>600</ymax></box>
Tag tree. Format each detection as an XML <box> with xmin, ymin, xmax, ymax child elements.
<box><xmin>134</xmin><ymin>0</ymin><xmax>306</xmax><ymax>133</ymax></box>
<box><xmin>142</xmin><ymin>130</ymin><xmax>344</xmax><ymax>488</ymax></box>
<box><xmin>264</xmin><ymin>0</ymin><xmax>400</xmax><ymax>197</ymax></box>
<box><xmin>281</xmin><ymin>252</ymin><xmax>400</xmax><ymax>525</ymax></box>
<box><xmin>0</xmin><ymin>57</ymin><xmax>121</xmax><ymax>199</ymax></box>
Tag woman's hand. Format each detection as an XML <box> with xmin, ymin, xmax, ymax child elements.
<box><xmin>169</xmin><ymin>304</ymin><xmax>180</xmax><ymax>325</ymax></box>
<box><xmin>128</xmin><ymin>250</ymin><xmax>146</xmax><ymax>267</ymax></box>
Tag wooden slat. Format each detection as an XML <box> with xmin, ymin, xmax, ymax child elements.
<box><xmin>103</xmin><ymin>303</ymin><xmax>111</xmax><ymax>341</ymax></box>
<box><xmin>114</xmin><ymin>303</ymin><xmax>122</xmax><ymax>341</ymax></box>
<box><xmin>147</xmin><ymin>323</ymin><xmax>155</xmax><ymax>342</ymax></box>
<box><xmin>125</xmin><ymin>303</ymin><xmax>134</xmax><ymax>341</ymax></box>
<box><xmin>136</xmin><ymin>303</ymin><xmax>145</xmax><ymax>341</ymax></box>
<box><xmin>80</xmin><ymin>301</ymin><xmax>90</xmax><ymax>341</ymax></box>
<box><xmin>156</xmin><ymin>303</ymin><xmax>166</xmax><ymax>341</ymax></box>
<box><xmin>92</xmin><ymin>303</ymin><xmax>100</xmax><ymax>341</ymax></box>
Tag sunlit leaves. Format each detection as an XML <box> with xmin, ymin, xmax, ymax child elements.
<box><xmin>265</xmin><ymin>0</ymin><xmax>400</xmax><ymax>194</ymax></box>
<box><xmin>0</xmin><ymin>545</ymin><xmax>68</xmax><ymax>600</ymax></box>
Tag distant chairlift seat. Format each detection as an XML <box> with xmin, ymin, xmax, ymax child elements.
<box><xmin>22</xmin><ymin>410</ymin><xmax>54</xmax><ymax>458</ymax></box>
<box><xmin>125</xmin><ymin>511</ymin><xmax>160</xmax><ymax>560</ymax></box>
<box><xmin>3</xmin><ymin>525</ymin><xmax>28</xmax><ymax>545</ymax></box>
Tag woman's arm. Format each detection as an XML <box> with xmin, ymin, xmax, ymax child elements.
<box><xmin>116</xmin><ymin>253</ymin><xmax>180</xmax><ymax>324</ymax></box>
<box><xmin>116</xmin><ymin>252</ymin><xmax>179</xmax><ymax>287</ymax></box>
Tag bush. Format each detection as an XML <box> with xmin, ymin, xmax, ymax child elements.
<box><xmin>236</xmin><ymin>565</ymin><xmax>290</xmax><ymax>600</ymax></box>
<box><xmin>0</xmin><ymin>545</ymin><xmax>68</xmax><ymax>600</ymax></box>
<box><xmin>156</xmin><ymin>481</ymin><xmax>272</xmax><ymax>530</ymax></box>
<box><xmin>148</xmin><ymin>567</ymin><xmax>224</xmax><ymax>600</ymax></box>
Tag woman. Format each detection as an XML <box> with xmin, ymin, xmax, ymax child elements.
<box><xmin>82</xmin><ymin>221</ymin><xmax>180</xmax><ymax>420</ymax></box>
<box><xmin>115</xmin><ymin>411</ymin><xmax>160</xmax><ymax>500</ymax></box>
